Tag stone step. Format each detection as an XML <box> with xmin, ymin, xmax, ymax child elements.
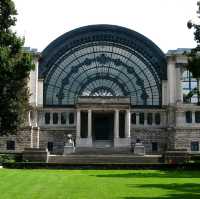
<box><xmin>48</xmin><ymin>154</ymin><xmax>162</xmax><ymax>164</ymax></box>
<box><xmin>94</xmin><ymin>140</ymin><xmax>113</xmax><ymax>148</ymax></box>
<box><xmin>73</xmin><ymin>147</ymin><xmax>131</xmax><ymax>155</ymax></box>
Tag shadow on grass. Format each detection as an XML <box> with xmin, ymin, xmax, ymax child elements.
<box><xmin>123</xmin><ymin>183</ymin><xmax>200</xmax><ymax>199</ymax></box>
<box><xmin>92</xmin><ymin>171</ymin><xmax>200</xmax><ymax>199</ymax></box>
<box><xmin>92</xmin><ymin>171</ymin><xmax>200</xmax><ymax>179</ymax></box>
<box><xmin>123</xmin><ymin>194</ymin><xmax>200</xmax><ymax>199</ymax></box>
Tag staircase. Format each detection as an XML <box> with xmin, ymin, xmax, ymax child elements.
<box><xmin>48</xmin><ymin>154</ymin><xmax>162</xmax><ymax>164</ymax></box>
<box><xmin>93</xmin><ymin>140</ymin><xmax>113</xmax><ymax>148</ymax></box>
<box><xmin>48</xmin><ymin>147</ymin><xmax>163</xmax><ymax>164</ymax></box>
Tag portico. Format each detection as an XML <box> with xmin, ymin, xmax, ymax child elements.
<box><xmin>75</xmin><ymin>97</ymin><xmax>131</xmax><ymax>148</ymax></box>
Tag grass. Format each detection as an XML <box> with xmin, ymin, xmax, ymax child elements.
<box><xmin>0</xmin><ymin>169</ymin><xmax>200</xmax><ymax>199</ymax></box>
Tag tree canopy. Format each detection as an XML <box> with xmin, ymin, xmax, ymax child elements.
<box><xmin>0</xmin><ymin>0</ymin><xmax>34</xmax><ymax>135</ymax></box>
<box><xmin>186</xmin><ymin>1</ymin><xmax>200</xmax><ymax>103</ymax></box>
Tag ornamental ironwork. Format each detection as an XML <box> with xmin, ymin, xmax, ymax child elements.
<box><xmin>39</xmin><ymin>25</ymin><xmax>167</xmax><ymax>107</ymax></box>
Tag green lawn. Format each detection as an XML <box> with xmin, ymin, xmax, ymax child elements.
<box><xmin>0</xmin><ymin>169</ymin><xmax>200</xmax><ymax>199</ymax></box>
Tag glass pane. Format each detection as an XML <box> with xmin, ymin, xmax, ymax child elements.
<box><xmin>195</xmin><ymin>111</ymin><xmax>200</xmax><ymax>123</ymax></box>
<box><xmin>185</xmin><ymin>111</ymin><xmax>192</xmax><ymax>123</ymax></box>
<box><xmin>61</xmin><ymin>112</ymin><xmax>67</xmax><ymax>124</ymax></box>
<box><xmin>53</xmin><ymin>113</ymin><xmax>58</xmax><ymax>124</ymax></box>
<box><xmin>155</xmin><ymin>113</ymin><xmax>161</xmax><ymax>125</ymax></box>
<box><xmin>139</xmin><ymin>113</ymin><xmax>144</xmax><ymax>124</ymax></box>
<box><xmin>44</xmin><ymin>42</ymin><xmax>162</xmax><ymax>107</ymax></box>
<box><xmin>7</xmin><ymin>141</ymin><xmax>15</xmax><ymax>150</ymax></box>
<box><xmin>131</xmin><ymin>113</ymin><xmax>136</xmax><ymax>124</ymax></box>
<box><xmin>191</xmin><ymin>142</ymin><xmax>199</xmax><ymax>151</ymax></box>
<box><xmin>152</xmin><ymin>142</ymin><xmax>158</xmax><ymax>152</ymax></box>
<box><xmin>45</xmin><ymin>112</ymin><xmax>50</xmax><ymax>124</ymax></box>
<box><xmin>69</xmin><ymin>113</ymin><xmax>74</xmax><ymax>124</ymax></box>
<box><xmin>47</xmin><ymin>142</ymin><xmax>53</xmax><ymax>152</ymax></box>
<box><xmin>147</xmin><ymin>113</ymin><xmax>153</xmax><ymax>125</ymax></box>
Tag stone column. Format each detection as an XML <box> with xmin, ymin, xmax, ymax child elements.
<box><xmin>114</xmin><ymin>109</ymin><xmax>119</xmax><ymax>139</ymax></box>
<box><xmin>31</xmin><ymin>127</ymin><xmax>40</xmax><ymax>148</ymax></box>
<box><xmin>167</xmin><ymin>59</ymin><xmax>176</xmax><ymax>104</ymax></box>
<box><xmin>125</xmin><ymin>110</ymin><xmax>131</xmax><ymax>138</ymax></box>
<box><xmin>76</xmin><ymin>110</ymin><xmax>81</xmax><ymax>138</ymax></box>
<box><xmin>28</xmin><ymin>111</ymin><xmax>31</xmax><ymax>126</ymax></box>
<box><xmin>58</xmin><ymin>112</ymin><xmax>61</xmax><ymax>125</ymax></box>
<box><xmin>36</xmin><ymin>127</ymin><xmax>40</xmax><ymax>148</ymax></box>
<box><xmin>30</xmin><ymin>127</ymin><xmax>33</xmax><ymax>148</ymax></box>
<box><xmin>88</xmin><ymin>109</ymin><xmax>92</xmax><ymax>138</ymax></box>
<box><xmin>175</xmin><ymin>64</ymin><xmax>183</xmax><ymax>103</ymax></box>
<box><xmin>50</xmin><ymin>112</ymin><xmax>53</xmax><ymax>125</ymax></box>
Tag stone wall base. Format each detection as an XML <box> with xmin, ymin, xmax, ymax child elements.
<box><xmin>76</xmin><ymin>138</ymin><xmax>93</xmax><ymax>147</ymax></box>
<box><xmin>23</xmin><ymin>148</ymin><xmax>49</xmax><ymax>162</ymax></box>
<box><xmin>114</xmin><ymin>137</ymin><xmax>131</xmax><ymax>148</ymax></box>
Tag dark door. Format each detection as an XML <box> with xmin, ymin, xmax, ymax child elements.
<box><xmin>93</xmin><ymin>113</ymin><xmax>114</xmax><ymax>140</ymax></box>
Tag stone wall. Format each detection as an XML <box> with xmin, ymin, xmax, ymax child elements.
<box><xmin>39</xmin><ymin>128</ymin><xmax>76</xmax><ymax>154</ymax></box>
<box><xmin>174</xmin><ymin>128</ymin><xmax>200</xmax><ymax>151</ymax></box>
<box><xmin>0</xmin><ymin>128</ymin><xmax>31</xmax><ymax>153</ymax></box>
<box><xmin>131</xmin><ymin>128</ymin><xmax>169</xmax><ymax>154</ymax></box>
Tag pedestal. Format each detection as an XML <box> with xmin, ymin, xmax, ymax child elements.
<box><xmin>134</xmin><ymin>143</ymin><xmax>145</xmax><ymax>156</ymax></box>
<box><xmin>63</xmin><ymin>143</ymin><xmax>75</xmax><ymax>155</ymax></box>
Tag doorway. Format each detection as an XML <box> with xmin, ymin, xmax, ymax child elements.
<box><xmin>92</xmin><ymin>112</ymin><xmax>114</xmax><ymax>140</ymax></box>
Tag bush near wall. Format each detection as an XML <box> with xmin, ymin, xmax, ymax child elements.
<box><xmin>190</xmin><ymin>154</ymin><xmax>200</xmax><ymax>163</ymax></box>
<box><xmin>0</xmin><ymin>153</ymin><xmax>22</xmax><ymax>164</ymax></box>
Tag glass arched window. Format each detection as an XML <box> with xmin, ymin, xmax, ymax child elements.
<box><xmin>39</xmin><ymin>25</ymin><xmax>167</xmax><ymax>107</ymax></box>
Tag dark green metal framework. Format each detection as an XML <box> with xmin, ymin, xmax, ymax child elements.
<box><xmin>39</xmin><ymin>25</ymin><xmax>167</xmax><ymax>107</ymax></box>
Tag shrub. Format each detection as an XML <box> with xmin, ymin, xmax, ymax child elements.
<box><xmin>0</xmin><ymin>154</ymin><xmax>17</xmax><ymax>163</ymax></box>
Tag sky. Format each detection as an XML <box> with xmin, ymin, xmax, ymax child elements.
<box><xmin>13</xmin><ymin>0</ymin><xmax>198</xmax><ymax>53</ymax></box>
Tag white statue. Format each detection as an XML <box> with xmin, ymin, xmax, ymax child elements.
<box><xmin>63</xmin><ymin>134</ymin><xmax>75</xmax><ymax>155</ymax></box>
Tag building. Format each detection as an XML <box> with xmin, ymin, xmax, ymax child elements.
<box><xmin>1</xmin><ymin>24</ymin><xmax>200</xmax><ymax>155</ymax></box>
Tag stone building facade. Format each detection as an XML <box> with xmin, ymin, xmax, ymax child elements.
<box><xmin>1</xmin><ymin>24</ymin><xmax>200</xmax><ymax>155</ymax></box>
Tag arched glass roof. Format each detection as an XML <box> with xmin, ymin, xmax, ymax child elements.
<box><xmin>39</xmin><ymin>25</ymin><xmax>167</xmax><ymax>107</ymax></box>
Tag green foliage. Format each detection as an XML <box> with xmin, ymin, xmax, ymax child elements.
<box><xmin>186</xmin><ymin>2</ymin><xmax>200</xmax><ymax>103</ymax></box>
<box><xmin>0</xmin><ymin>154</ymin><xmax>16</xmax><ymax>163</ymax></box>
<box><xmin>190</xmin><ymin>155</ymin><xmax>200</xmax><ymax>163</ymax></box>
<box><xmin>0</xmin><ymin>0</ymin><xmax>35</xmax><ymax>135</ymax></box>
<box><xmin>188</xmin><ymin>56</ymin><xmax>200</xmax><ymax>78</ymax></box>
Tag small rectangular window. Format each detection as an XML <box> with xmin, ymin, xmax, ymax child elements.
<box><xmin>186</xmin><ymin>111</ymin><xmax>192</xmax><ymax>123</ymax></box>
<box><xmin>61</xmin><ymin>112</ymin><xmax>67</xmax><ymax>124</ymax></box>
<box><xmin>7</xmin><ymin>141</ymin><xmax>15</xmax><ymax>150</ymax></box>
<box><xmin>191</xmin><ymin>141</ymin><xmax>199</xmax><ymax>151</ymax></box>
<box><xmin>69</xmin><ymin>113</ymin><xmax>74</xmax><ymax>124</ymax></box>
<box><xmin>45</xmin><ymin>112</ymin><xmax>50</xmax><ymax>124</ymax></box>
<box><xmin>152</xmin><ymin>142</ymin><xmax>158</xmax><ymax>152</ymax></box>
<box><xmin>131</xmin><ymin>113</ymin><xmax>136</xmax><ymax>124</ymax></box>
<box><xmin>139</xmin><ymin>113</ymin><xmax>144</xmax><ymax>125</ymax></box>
<box><xmin>47</xmin><ymin>142</ymin><xmax>53</xmax><ymax>152</ymax></box>
<box><xmin>155</xmin><ymin>113</ymin><xmax>161</xmax><ymax>125</ymax></box>
<box><xmin>195</xmin><ymin>111</ymin><xmax>200</xmax><ymax>123</ymax></box>
<box><xmin>53</xmin><ymin>113</ymin><xmax>58</xmax><ymax>124</ymax></box>
<box><xmin>147</xmin><ymin>113</ymin><xmax>153</xmax><ymax>125</ymax></box>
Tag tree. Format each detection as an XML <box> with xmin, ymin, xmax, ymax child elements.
<box><xmin>187</xmin><ymin>1</ymin><xmax>200</xmax><ymax>104</ymax></box>
<box><xmin>0</xmin><ymin>0</ymin><xmax>34</xmax><ymax>135</ymax></box>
